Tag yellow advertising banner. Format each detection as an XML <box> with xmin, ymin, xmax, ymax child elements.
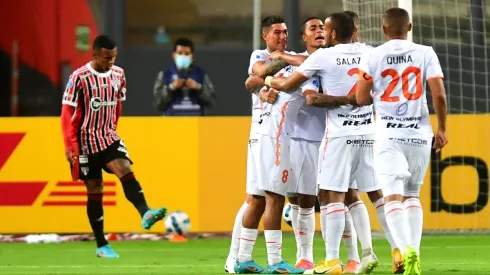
<box><xmin>0</xmin><ymin>115</ymin><xmax>488</xmax><ymax>233</ymax></box>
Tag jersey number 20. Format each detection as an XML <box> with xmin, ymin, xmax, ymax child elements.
<box><xmin>380</xmin><ymin>66</ymin><xmax>422</xmax><ymax>102</ymax></box>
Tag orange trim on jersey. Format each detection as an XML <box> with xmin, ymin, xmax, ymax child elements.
<box><xmin>358</xmin><ymin>70</ymin><xmax>373</xmax><ymax>82</ymax></box>
<box><xmin>322</xmin><ymin>111</ymin><xmax>329</xmax><ymax>161</ymax></box>
<box><xmin>275</xmin><ymin>102</ymin><xmax>289</xmax><ymax>166</ymax></box>
<box><xmin>427</xmin><ymin>75</ymin><xmax>444</xmax><ymax>80</ymax></box>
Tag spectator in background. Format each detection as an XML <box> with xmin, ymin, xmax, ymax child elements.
<box><xmin>153</xmin><ymin>38</ymin><xmax>216</xmax><ymax>116</ymax></box>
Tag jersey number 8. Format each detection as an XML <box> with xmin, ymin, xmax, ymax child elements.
<box><xmin>380</xmin><ymin>66</ymin><xmax>422</xmax><ymax>102</ymax></box>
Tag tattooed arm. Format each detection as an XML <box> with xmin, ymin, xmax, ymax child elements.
<box><xmin>264</xmin><ymin>60</ymin><xmax>289</xmax><ymax>76</ymax></box>
<box><xmin>306</xmin><ymin>94</ymin><xmax>351</xmax><ymax>107</ymax></box>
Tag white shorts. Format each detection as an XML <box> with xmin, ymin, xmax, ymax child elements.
<box><xmin>288</xmin><ymin>138</ymin><xmax>321</xmax><ymax>196</ymax></box>
<box><xmin>374</xmin><ymin>137</ymin><xmax>432</xmax><ymax>190</ymax></box>
<box><xmin>257</xmin><ymin>136</ymin><xmax>291</xmax><ymax>196</ymax></box>
<box><xmin>246</xmin><ymin>134</ymin><xmax>264</xmax><ymax>196</ymax></box>
<box><xmin>318</xmin><ymin>134</ymin><xmax>379</xmax><ymax>193</ymax></box>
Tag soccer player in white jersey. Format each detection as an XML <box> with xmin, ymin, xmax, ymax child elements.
<box><xmin>234</xmin><ymin>18</ymin><xmax>328</xmax><ymax>275</ymax></box>
<box><xmin>224</xmin><ymin>16</ymin><xmax>291</xmax><ymax>273</ymax></box>
<box><xmin>356</xmin><ymin>8</ymin><xmax>447</xmax><ymax>275</ymax></box>
<box><xmin>264</xmin><ymin>13</ymin><xmax>393</xmax><ymax>274</ymax></box>
<box><xmin>342</xmin><ymin>10</ymin><xmax>401</xmax><ymax>273</ymax></box>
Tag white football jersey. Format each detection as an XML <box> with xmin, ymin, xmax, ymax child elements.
<box><xmin>259</xmin><ymin>65</ymin><xmax>318</xmax><ymax>144</ymax></box>
<box><xmin>289</xmin><ymin>51</ymin><xmax>326</xmax><ymax>142</ymax></box>
<box><xmin>359</xmin><ymin>39</ymin><xmax>443</xmax><ymax>139</ymax></box>
<box><xmin>248</xmin><ymin>49</ymin><xmax>296</xmax><ymax>137</ymax></box>
<box><xmin>297</xmin><ymin>43</ymin><xmax>375</xmax><ymax>138</ymax></box>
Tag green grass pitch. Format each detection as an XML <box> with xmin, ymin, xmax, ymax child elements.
<box><xmin>0</xmin><ymin>234</ymin><xmax>489</xmax><ymax>274</ymax></box>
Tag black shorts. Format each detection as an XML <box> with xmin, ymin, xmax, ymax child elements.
<box><xmin>72</xmin><ymin>140</ymin><xmax>133</xmax><ymax>181</ymax></box>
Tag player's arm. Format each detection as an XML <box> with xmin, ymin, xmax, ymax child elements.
<box><xmin>306</xmin><ymin>94</ymin><xmax>352</xmax><ymax>107</ymax></box>
<box><xmin>428</xmin><ymin>77</ymin><xmax>446</xmax><ymax>131</ymax></box>
<box><xmin>426</xmin><ymin>47</ymin><xmax>448</xmax><ymax>150</ymax></box>
<box><xmin>61</xmin><ymin>74</ymin><xmax>81</xmax><ymax>154</ymax></box>
<box><xmin>266</xmin><ymin>50</ymin><xmax>324</xmax><ymax>92</ymax></box>
<box><xmin>355</xmin><ymin>71</ymin><xmax>373</xmax><ymax>105</ymax></box>
<box><xmin>116</xmin><ymin>72</ymin><xmax>127</xmax><ymax>126</ymax></box>
<box><xmin>265</xmin><ymin>71</ymin><xmax>309</xmax><ymax>92</ymax></box>
<box><xmin>270</xmin><ymin>51</ymin><xmax>307</xmax><ymax>66</ymax></box>
<box><xmin>245</xmin><ymin>60</ymin><xmax>288</xmax><ymax>92</ymax></box>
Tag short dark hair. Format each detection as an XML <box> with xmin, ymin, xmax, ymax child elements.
<box><xmin>328</xmin><ymin>12</ymin><xmax>355</xmax><ymax>42</ymax></box>
<box><xmin>261</xmin><ymin>16</ymin><xmax>285</xmax><ymax>32</ymax></box>
<box><xmin>301</xmin><ymin>16</ymin><xmax>322</xmax><ymax>34</ymax></box>
<box><xmin>343</xmin><ymin>10</ymin><xmax>359</xmax><ymax>21</ymax></box>
<box><xmin>93</xmin><ymin>35</ymin><xmax>116</xmax><ymax>51</ymax></box>
<box><xmin>173</xmin><ymin>37</ymin><xmax>195</xmax><ymax>53</ymax></box>
<box><xmin>383</xmin><ymin>8</ymin><xmax>410</xmax><ymax>36</ymax></box>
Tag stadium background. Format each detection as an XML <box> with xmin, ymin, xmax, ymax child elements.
<box><xmin>0</xmin><ymin>0</ymin><xmax>489</xmax><ymax>234</ymax></box>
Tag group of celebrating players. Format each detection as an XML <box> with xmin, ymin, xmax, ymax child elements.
<box><xmin>225</xmin><ymin>7</ymin><xmax>447</xmax><ymax>275</ymax></box>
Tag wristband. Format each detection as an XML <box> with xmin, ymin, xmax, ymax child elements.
<box><xmin>265</xmin><ymin>76</ymin><xmax>273</xmax><ymax>87</ymax></box>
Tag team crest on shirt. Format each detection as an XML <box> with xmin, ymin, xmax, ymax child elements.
<box><xmin>111</xmin><ymin>74</ymin><xmax>121</xmax><ymax>90</ymax></box>
<box><xmin>396</xmin><ymin>103</ymin><xmax>408</xmax><ymax>115</ymax></box>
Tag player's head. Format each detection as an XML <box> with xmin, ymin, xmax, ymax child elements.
<box><xmin>324</xmin><ymin>12</ymin><xmax>355</xmax><ymax>46</ymax></box>
<box><xmin>261</xmin><ymin>16</ymin><xmax>288</xmax><ymax>52</ymax></box>
<box><xmin>92</xmin><ymin>35</ymin><xmax>117</xmax><ymax>72</ymax></box>
<box><xmin>173</xmin><ymin>37</ymin><xmax>195</xmax><ymax>70</ymax></box>
<box><xmin>383</xmin><ymin>7</ymin><xmax>412</xmax><ymax>39</ymax></box>
<box><xmin>344</xmin><ymin>10</ymin><xmax>360</xmax><ymax>42</ymax></box>
<box><xmin>301</xmin><ymin>17</ymin><xmax>325</xmax><ymax>49</ymax></box>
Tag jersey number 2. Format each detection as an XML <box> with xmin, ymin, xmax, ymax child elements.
<box><xmin>347</xmin><ymin>68</ymin><xmax>359</xmax><ymax>95</ymax></box>
<box><xmin>380</xmin><ymin>66</ymin><xmax>422</xmax><ymax>102</ymax></box>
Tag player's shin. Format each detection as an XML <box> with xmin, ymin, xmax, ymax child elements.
<box><xmin>229</xmin><ymin>201</ymin><xmax>248</xmax><ymax>258</ymax></box>
<box><xmin>343</xmin><ymin>207</ymin><xmax>360</xmax><ymax>262</ymax></box>
<box><xmin>373</xmin><ymin>197</ymin><xmax>397</xmax><ymax>251</ymax></box>
<box><xmin>325</xmin><ymin>201</ymin><xmax>345</xmax><ymax>261</ymax></box>
<box><xmin>348</xmin><ymin>200</ymin><xmax>373</xmax><ymax>256</ymax></box>
<box><xmin>403</xmin><ymin>197</ymin><xmax>423</xmax><ymax>255</ymax></box>
<box><xmin>238</xmin><ymin>195</ymin><xmax>265</xmax><ymax>263</ymax></box>
<box><xmin>120</xmin><ymin>172</ymin><xmax>149</xmax><ymax>217</ymax></box>
<box><xmin>264</xmin><ymin>192</ymin><xmax>286</xmax><ymax>265</ymax></box>
<box><xmin>288</xmin><ymin>196</ymin><xmax>301</xmax><ymax>263</ymax></box>
<box><xmin>382</xmin><ymin>179</ymin><xmax>410</xmax><ymax>253</ymax></box>
<box><xmin>87</xmin><ymin>193</ymin><xmax>108</xmax><ymax>248</ymax></box>
<box><xmin>298</xmin><ymin>205</ymin><xmax>315</xmax><ymax>263</ymax></box>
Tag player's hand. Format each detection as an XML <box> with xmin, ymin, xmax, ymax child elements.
<box><xmin>269</xmin><ymin>51</ymin><xmax>284</xmax><ymax>61</ymax></box>
<box><xmin>186</xmin><ymin>78</ymin><xmax>200</xmax><ymax>89</ymax></box>
<box><xmin>433</xmin><ymin>128</ymin><xmax>448</xmax><ymax>152</ymax></box>
<box><xmin>305</xmin><ymin>94</ymin><xmax>319</xmax><ymax>105</ymax></box>
<box><xmin>171</xmin><ymin>79</ymin><xmax>186</xmax><ymax>89</ymax></box>
<box><xmin>245</xmin><ymin>76</ymin><xmax>265</xmax><ymax>90</ymax></box>
<box><xmin>260</xmin><ymin>88</ymin><xmax>278</xmax><ymax>104</ymax></box>
<box><xmin>65</xmin><ymin>151</ymin><xmax>75</xmax><ymax>165</ymax></box>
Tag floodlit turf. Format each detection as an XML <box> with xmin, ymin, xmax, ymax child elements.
<box><xmin>0</xmin><ymin>234</ymin><xmax>489</xmax><ymax>274</ymax></box>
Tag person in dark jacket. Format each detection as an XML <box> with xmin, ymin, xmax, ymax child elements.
<box><xmin>153</xmin><ymin>38</ymin><xmax>216</xmax><ymax>116</ymax></box>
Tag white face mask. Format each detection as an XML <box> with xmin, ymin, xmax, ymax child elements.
<box><xmin>175</xmin><ymin>55</ymin><xmax>192</xmax><ymax>69</ymax></box>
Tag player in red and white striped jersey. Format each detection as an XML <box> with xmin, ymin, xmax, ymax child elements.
<box><xmin>60</xmin><ymin>35</ymin><xmax>167</xmax><ymax>258</ymax></box>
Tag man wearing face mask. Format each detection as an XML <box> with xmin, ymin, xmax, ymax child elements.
<box><xmin>153</xmin><ymin>37</ymin><xmax>216</xmax><ymax>116</ymax></box>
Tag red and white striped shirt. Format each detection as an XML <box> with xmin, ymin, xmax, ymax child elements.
<box><xmin>62</xmin><ymin>62</ymin><xmax>126</xmax><ymax>155</ymax></box>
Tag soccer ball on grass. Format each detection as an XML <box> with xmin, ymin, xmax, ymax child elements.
<box><xmin>164</xmin><ymin>211</ymin><xmax>191</xmax><ymax>236</ymax></box>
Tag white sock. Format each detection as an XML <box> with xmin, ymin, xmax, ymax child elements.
<box><xmin>298</xmin><ymin>207</ymin><xmax>315</xmax><ymax>262</ymax></box>
<box><xmin>320</xmin><ymin>205</ymin><xmax>328</xmax><ymax>256</ymax></box>
<box><xmin>290</xmin><ymin>204</ymin><xmax>301</xmax><ymax>262</ymax></box>
<box><xmin>384</xmin><ymin>201</ymin><xmax>408</xmax><ymax>252</ymax></box>
<box><xmin>349</xmin><ymin>201</ymin><xmax>373</xmax><ymax>255</ymax></box>
<box><xmin>237</xmin><ymin>227</ymin><xmax>258</xmax><ymax>263</ymax></box>
<box><xmin>265</xmin><ymin>230</ymin><xmax>283</xmax><ymax>265</ymax></box>
<box><xmin>374</xmin><ymin>198</ymin><xmax>397</xmax><ymax>251</ymax></box>
<box><xmin>404</xmin><ymin>198</ymin><xmax>423</xmax><ymax>254</ymax></box>
<box><xmin>325</xmin><ymin>203</ymin><xmax>345</xmax><ymax>261</ymax></box>
<box><xmin>343</xmin><ymin>207</ymin><xmax>360</xmax><ymax>262</ymax></box>
<box><xmin>229</xmin><ymin>202</ymin><xmax>248</xmax><ymax>258</ymax></box>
